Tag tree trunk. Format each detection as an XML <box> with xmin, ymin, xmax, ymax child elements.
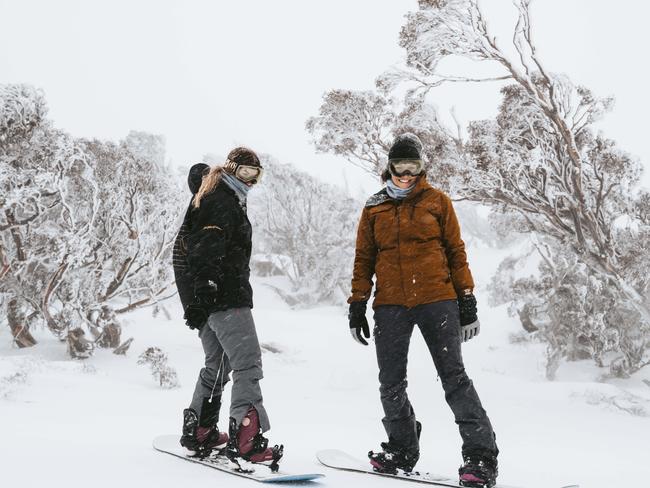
<box><xmin>0</xmin><ymin>243</ymin><xmax>10</xmax><ymax>281</ymax></box>
<box><xmin>113</xmin><ymin>337</ymin><xmax>134</xmax><ymax>355</ymax></box>
<box><xmin>66</xmin><ymin>328</ymin><xmax>94</xmax><ymax>359</ymax></box>
<box><xmin>41</xmin><ymin>257</ymin><xmax>69</xmax><ymax>334</ymax></box>
<box><xmin>7</xmin><ymin>298</ymin><xmax>37</xmax><ymax>348</ymax></box>
<box><xmin>517</xmin><ymin>304</ymin><xmax>539</xmax><ymax>333</ymax></box>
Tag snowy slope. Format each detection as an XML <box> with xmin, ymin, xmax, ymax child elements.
<box><xmin>1</xmin><ymin>241</ymin><xmax>649</xmax><ymax>488</ymax></box>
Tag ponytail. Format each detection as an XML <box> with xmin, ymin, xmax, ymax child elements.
<box><xmin>192</xmin><ymin>166</ymin><xmax>223</xmax><ymax>208</ymax></box>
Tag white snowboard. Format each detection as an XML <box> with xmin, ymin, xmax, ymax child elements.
<box><xmin>153</xmin><ymin>435</ymin><xmax>325</xmax><ymax>483</ymax></box>
<box><xmin>316</xmin><ymin>449</ymin><xmax>579</xmax><ymax>488</ymax></box>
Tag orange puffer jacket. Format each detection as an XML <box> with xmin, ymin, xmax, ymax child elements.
<box><xmin>349</xmin><ymin>176</ymin><xmax>474</xmax><ymax>308</ymax></box>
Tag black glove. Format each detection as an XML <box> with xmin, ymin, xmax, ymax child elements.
<box><xmin>184</xmin><ymin>300</ymin><xmax>209</xmax><ymax>330</ymax></box>
<box><xmin>458</xmin><ymin>291</ymin><xmax>480</xmax><ymax>342</ymax></box>
<box><xmin>458</xmin><ymin>292</ymin><xmax>478</xmax><ymax>325</ymax></box>
<box><xmin>184</xmin><ymin>279</ymin><xmax>219</xmax><ymax>330</ymax></box>
<box><xmin>348</xmin><ymin>301</ymin><xmax>370</xmax><ymax>346</ymax></box>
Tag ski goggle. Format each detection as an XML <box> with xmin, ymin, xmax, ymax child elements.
<box><xmin>224</xmin><ymin>159</ymin><xmax>264</xmax><ymax>184</ymax></box>
<box><xmin>235</xmin><ymin>165</ymin><xmax>264</xmax><ymax>184</ymax></box>
<box><xmin>388</xmin><ymin>159</ymin><xmax>423</xmax><ymax>177</ymax></box>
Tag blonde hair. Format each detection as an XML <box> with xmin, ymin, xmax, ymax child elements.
<box><xmin>192</xmin><ymin>166</ymin><xmax>223</xmax><ymax>208</ymax></box>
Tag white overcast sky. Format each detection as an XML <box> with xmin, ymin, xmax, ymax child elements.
<box><xmin>1</xmin><ymin>0</ymin><xmax>649</xmax><ymax>195</ymax></box>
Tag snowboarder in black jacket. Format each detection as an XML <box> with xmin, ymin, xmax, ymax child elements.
<box><xmin>175</xmin><ymin>147</ymin><xmax>282</xmax><ymax>469</ymax></box>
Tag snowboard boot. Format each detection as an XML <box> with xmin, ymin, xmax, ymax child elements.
<box><xmin>225</xmin><ymin>407</ymin><xmax>283</xmax><ymax>472</ymax></box>
<box><xmin>180</xmin><ymin>397</ymin><xmax>228</xmax><ymax>457</ymax></box>
<box><xmin>368</xmin><ymin>421</ymin><xmax>422</xmax><ymax>474</ymax></box>
<box><xmin>458</xmin><ymin>452</ymin><xmax>498</xmax><ymax>488</ymax></box>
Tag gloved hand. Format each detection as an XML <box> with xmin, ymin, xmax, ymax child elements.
<box><xmin>348</xmin><ymin>301</ymin><xmax>370</xmax><ymax>346</ymax></box>
<box><xmin>460</xmin><ymin>319</ymin><xmax>480</xmax><ymax>342</ymax></box>
<box><xmin>458</xmin><ymin>291</ymin><xmax>480</xmax><ymax>342</ymax></box>
<box><xmin>185</xmin><ymin>279</ymin><xmax>219</xmax><ymax>330</ymax></box>
<box><xmin>184</xmin><ymin>300</ymin><xmax>209</xmax><ymax>330</ymax></box>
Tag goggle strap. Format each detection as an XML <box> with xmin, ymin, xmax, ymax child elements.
<box><xmin>224</xmin><ymin>159</ymin><xmax>238</xmax><ymax>173</ymax></box>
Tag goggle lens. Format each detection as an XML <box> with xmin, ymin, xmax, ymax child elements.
<box><xmin>389</xmin><ymin>159</ymin><xmax>423</xmax><ymax>177</ymax></box>
<box><xmin>235</xmin><ymin>165</ymin><xmax>263</xmax><ymax>184</ymax></box>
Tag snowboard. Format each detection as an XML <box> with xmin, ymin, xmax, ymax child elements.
<box><xmin>153</xmin><ymin>435</ymin><xmax>325</xmax><ymax>483</ymax></box>
<box><xmin>316</xmin><ymin>449</ymin><xmax>579</xmax><ymax>488</ymax></box>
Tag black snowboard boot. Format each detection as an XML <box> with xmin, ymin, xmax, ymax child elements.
<box><xmin>368</xmin><ymin>421</ymin><xmax>422</xmax><ymax>474</ymax></box>
<box><xmin>180</xmin><ymin>397</ymin><xmax>228</xmax><ymax>457</ymax></box>
<box><xmin>458</xmin><ymin>452</ymin><xmax>498</xmax><ymax>488</ymax></box>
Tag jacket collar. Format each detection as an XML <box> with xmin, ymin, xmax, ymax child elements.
<box><xmin>365</xmin><ymin>175</ymin><xmax>431</xmax><ymax>208</ymax></box>
<box><xmin>401</xmin><ymin>175</ymin><xmax>430</xmax><ymax>203</ymax></box>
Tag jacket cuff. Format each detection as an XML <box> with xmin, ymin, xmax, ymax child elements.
<box><xmin>457</xmin><ymin>287</ymin><xmax>474</xmax><ymax>297</ymax></box>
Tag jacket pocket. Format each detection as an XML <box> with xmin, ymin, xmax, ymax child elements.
<box><xmin>370</xmin><ymin>206</ymin><xmax>397</xmax><ymax>251</ymax></box>
<box><xmin>411</xmin><ymin>205</ymin><xmax>441</xmax><ymax>242</ymax></box>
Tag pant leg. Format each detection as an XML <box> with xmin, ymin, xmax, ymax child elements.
<box><xmin>373</xmin><ymin>305</ymin><xmax>419</xmax><ymax>450</ymax></box>
<box><xmin>207</xmin><ymin>307</ymin><xmax>271</xmax><ymax>432</ymax></box>
<box><xmin>189</xmin><ymin>324</ymin><xmax>232</xmax><ymax>426</ymax></box>
<box><xmin>413</xmin><ymin>300</ymin><xmax>498</xmax><ymax>457</ymax></box>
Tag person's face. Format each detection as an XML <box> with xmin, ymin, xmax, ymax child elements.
<box><xmin>391</xmin><ymin>174</ymin><xmax>417</xmax><ymax>189</ymax></box>
<box><xmin>234</xmin><ymin>165</ymin><xmax>263</xmax><ymax>187</ymax></box>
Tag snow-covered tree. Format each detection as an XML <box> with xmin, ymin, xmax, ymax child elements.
<box><xmin>306</xmin><ymin>90</ymin><xmax>465</xmax><ymax>194</ymax></box>
<box><xmin>467</xmin><ymin>78</ymin><xmax>649</xmax><ymax>376</ymax></box>
<box><xmin>1</xmin><ymin>84</ymin><xmax>74</xmax><ymax>347</ymax></box>
<box><xmin>124</xmin><ymin>130</ymin><xmax>167</xmax><ymax>170</ymax></box>
<box><xmin>0</xmin><ymin>84</ymin><xmax>184</xmax><ymax>356</ymax></box>
<box><xmin>80</xmin><ymin>137</ymin><xmax>182</xmax><ymax>316</ymax></box>
<box><xmin>248</xmin><ymin>156</ymin><xmax>360</xmax><ymax>306</ymax></box>
<box><xmin>490</xmin><ymin>236</ymin><xmax>647</xmax><ymax>380</ymax></box>
<box><xmin>306</xmin><ymin>90</ymin><xmax>395</xmax><ymax>176</ymax></box>
<box><xmin>137</xmin><ymin>347</ymin><xmax>179</xmax><ymax>389</ymax></box>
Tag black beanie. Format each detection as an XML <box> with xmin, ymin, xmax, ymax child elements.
<box><xmin>388</xmin><ymin>133</ymin><xmax>423</xmax><ymax>160</ymax></box>
<box><xmin>187</xmin><ymin>163</ymin><xmax>210</xmax><ymax>194</ymax></box>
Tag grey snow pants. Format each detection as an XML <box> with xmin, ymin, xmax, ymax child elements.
<box><xmin>189</xmin><ymin>307</ymin><xmax>270</xmax><ymax>432</ymax></box>
<box><xmin>373</xmin><ymin>300</ymin><xmax>498</xmax><ymax>458</ymax></box>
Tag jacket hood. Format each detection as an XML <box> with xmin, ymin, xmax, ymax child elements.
<box><xmin>188</xmin><ymin>163</ymin><xmax>210</xmax><ymax>194</ymax></box>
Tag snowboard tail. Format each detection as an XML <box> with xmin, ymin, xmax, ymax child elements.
<box><xmin>153</xmin><ymin>435</ymin><xmax>324</xmax><ymax>483</ymax></box>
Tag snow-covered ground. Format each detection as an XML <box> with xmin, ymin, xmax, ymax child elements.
<box><xmin>2</xmin><ymin>240</ymin><xmax>649</xmax><ymax>488</ymax></box>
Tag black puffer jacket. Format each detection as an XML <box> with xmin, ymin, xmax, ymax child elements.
<box><xmin>173</xmin><ymin>164</ymin><xmax>209</xmax><ymax>315</ymax></box>
<box><xmin>185</xmin><ymin>180</ymin><xmax>253</xmax><ymax>313</ymax></box>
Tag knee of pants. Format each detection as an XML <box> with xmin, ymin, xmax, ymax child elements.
<box><xmin>204</xmin><ymin>349</ymin><xmax>226</xmax><ymax>366</ymax></box>
<box><xmin>199</xmin><ymin>366</ymin><xmax>225</xmax><ymax>389</ymax></box>
<box><xmin>440</xmin><ymin>369</ymin><xmax>471</xmax><ymax>393</ymax></box>
<box><xmin>232</xmin><ymin>362</ymin><xmax>264</xmax><ymax>382</ymax></box>
<box><xmin>228</xmin><ymin>349</ymin><xmax>262</xmax><ymax>371</ymax></box>
<box><xmin>378</xmin><ymin>363</ymin><xmax>408</xmax><ymax>389</ymax></box>
<box><xmin>379</xmin><ymin>379</ymin><xmax>408</xmax><ymax>402</ymax></box>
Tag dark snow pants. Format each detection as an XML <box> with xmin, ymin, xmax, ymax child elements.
<box><xmin>373</xmin><ymin>300</ymin><xmax>498</xmax><ymax>457</ymax></box>
<box><xmin>189</xmin><ymin>307</ymin><xmax>270</xmax><ymax>432</ymax></box>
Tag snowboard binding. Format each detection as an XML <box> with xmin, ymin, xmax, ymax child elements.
<box><xmin>368</xmin><ymin>420</ymin><xmax>421</xmax><ymax>475</ymax></box>
<box><xmin>458</xmin><ymin>453</ymin><xmax>498</xmax><ymax>488</ymax></box>
<box><xmin>266</xmin><ymin>445</ymin><xmax>284</xmax><ymax>473</ymax></box>
<box><xmin>225</xmin><ymin>409</ymin><xmax>284</xmax><ymax>473</ymax></box>
<box><xmin>368</xmin><ymin>443</ymin><xmax>420</xmax><ymax>475</ymax></box>
<box><xmin>179</xmin><ymin>407</ymin><xmax>228</xmax><ymax>459</ymax></box>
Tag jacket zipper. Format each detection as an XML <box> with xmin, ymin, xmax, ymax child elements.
<box><xmin>395</xmin><ymin>202</ymin><xmax>408</xmax><ymax>303</ymax></box>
